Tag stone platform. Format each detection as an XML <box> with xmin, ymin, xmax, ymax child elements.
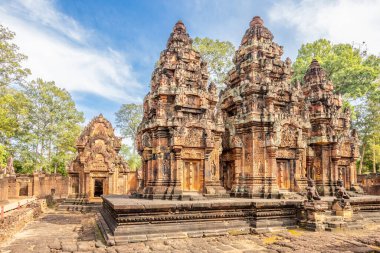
<box><xmin>99</xmin><ymin>195</ymin><xmax>302</xmax><ymax>245</ymax></box>
<box><xmin>98</xmin><ymin>195</ymin><xmax>380</xmax><ymax>245</ymax></box>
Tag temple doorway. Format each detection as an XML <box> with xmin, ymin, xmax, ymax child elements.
<box><xmin>276</xmin><ymin>160</ymin><xmax>292</xmax><ymax>190</ymax></box>
<box><xmin>94</xmin><ymin>178</ymin><xmax>104</xmax><ymax>197</ymax></box>
<box><xmin>183</xmin><ymin>160</ymin><xmax>201</xmax><ymax>192</ymax></box>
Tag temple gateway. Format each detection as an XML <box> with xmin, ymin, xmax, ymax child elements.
<box><xmin>136</xmin><ymin>17</ymin><xmax>360</xmax><ymax>199</ymax></box>
<box><xmin>69</xmin><ymin>114</ymin><xmax>136</xmax><ymax>202</ymax></box>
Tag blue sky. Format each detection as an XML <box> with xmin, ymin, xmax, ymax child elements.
<box><xmin>1</xmin><ymin>0</ymin><xmax>380</xmax><ymax>129</ymax></box>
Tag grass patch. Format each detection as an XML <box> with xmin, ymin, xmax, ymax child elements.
<box><xmin>228</xmin><ymin>229</ymin><xmax>248</xmax><ymax>236</ymax></box>
<box><xmin>263</xmin><ymin>236</ymin><xmax>279</xmax><ymax>245</ymax></box>
<box><xmin>288</xmin><ymin>229</ymin><xmax>303</xmax><ymax>236</ymax></box>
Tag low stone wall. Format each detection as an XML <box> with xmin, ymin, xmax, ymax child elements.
<box><xmin>0</xmin><ymin>177</ymin><xmax>8</xmax><ymax>202</ymax></box>
<box><xmin>358</xmin><ymin>173</ymin><xmax>380</xmax><ymax>195</ymax></box>
<box><xmin>99</xmin><ymin>196</ymin><xmax>301</xmax><ymax>245</ymax></box>
<box><xmin>0</xmin><ymin>174</ymin><xmax>69</xmax><ymax>203</ymax></box>
<box><xmin>0</xmin><ymin>200</ymin><xmax>46</xmax><ymax>243</ymax></box>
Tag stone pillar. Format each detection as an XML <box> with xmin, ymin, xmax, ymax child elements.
<box><xmin>231</xmin><ymin>147</ymin><xmax>242</xmax><ymax>194</ymax></box>
<box><xmin>32</xmin><ymin>173</ymin><xmax>40</xmax><ymax>197</ymax></box>
<box><xmin>172</xmin><ymin>147</ymin><xmax>182</xmax><ymax>198</ymax></box>
<box><xmin>321</xmin><ymin>145</ymin><xmax>332</xmax><ymax>196</ymax></box>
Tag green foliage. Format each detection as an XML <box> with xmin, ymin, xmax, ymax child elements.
<box><xmin>354</xmin><ymin>88</ymin><xmax>380</xmax><ymax>173</ymax></box>
<box><xmin>0</xmin><ymin>144</ymin><xmax>7</xmax><ymax>168</ymax></box>
<box><xmin>293</xmin><ymin>39</ymin><xmax>380</xmax><ymax>99</ymax></box>
<box><xmin>127</xmin><ymin>153</ymin><xmax>142</xmax><ymax>171</ymax></box>
<box><xmin>193</xmin><ymin>37</ymin><xmax>235</xmax><ymax>89</ymax></box>
<box><xmin>0</xmin><ymin>24</ymin><xmax>31</xmax><ymax>87</ymax></box>
<box><xmin>118</xmin><ymin>144</ymin><xmax>141</xmax><ymax>171</ymax></box>
<box><xmin>0</xmin><ymin>87</ymin><xmax>30</xmax><ymax>143</ymax></box>
<box><xmin>115</xmin><ymin>103</ymin><xmax>143</xmax><ymax>150</ymax></box>
<box><xmin>15</xmin><ymin>79</ymin><xmax>84</xmax><ymax>173</ymax></box>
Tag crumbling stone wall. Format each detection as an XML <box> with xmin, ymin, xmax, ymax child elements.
<box><xmin>0</xmin><ymin>174</ymin><xmax>69</xmax><ymax>203</ymax></box>
<box><xmin>0</xmin><ymin>177</ymin><xmax>8</xmax><ymax>202</ymax></box>
<box><xmin>358</xmin><ymin>173</ymin><xmax>380</xmax><ymax>195</ymax></box>
<box><xmin>0</xmin><ymin>200</ymin><xmax>45</xmax><ymax>243</ymax></box>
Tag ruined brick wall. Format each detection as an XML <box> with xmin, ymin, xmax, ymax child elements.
<box><xmin>0</xmin><ymin>200</ymin><xmax>45</xmax><ymax>243</ymax></box>
<box><xmin>0</xmin><ymin>174</ymin><xmax>69</xmax><ymax>202</ymax></box>
<box><xmin>0</xmin><ymin>177</ymin><xmax>8</xmax><ymax>201</ymax></box>
<box><xmin>358</xmin><ymin>173</ymin><xmax>380</xmax><ymax>195</ymax></box>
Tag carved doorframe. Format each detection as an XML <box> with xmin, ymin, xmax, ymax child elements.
<box><xmin>276</xmin><ymin>159</ymin><xmax>295</xmax><ymax>191</ymax></box>
<box><xmin>182</xmin><ymin>159</ymin><xmax>202</xmax><ymax>192</ymax></box>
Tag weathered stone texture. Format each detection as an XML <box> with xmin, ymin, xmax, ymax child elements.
<box><xmin>220</xmin><ymin>16</ymin><xmax>359</xmax><ymax>198</ymax></box>
<box><xmin>358</xmin><ymin>173</ymin><xmax>380</xmax><ymax>195</ymax></box>
<box><xmin>136</xmin><ymin>21</ymin><xmax>225</xmax><ymax>199</ymax></box>
<box><xmin>220</xmin><ymin>16</ymin><xmax>310</xmax><ymax>197</ymax></box>
<box><xmin>69</xmin><ymin>114</ymin><xmax>137</xmax><ymax>202</ymax></box>
<box><xmin>135</xmin><ymin>16</ymin><xmax>360</xmax><ymax>200</ymax></box>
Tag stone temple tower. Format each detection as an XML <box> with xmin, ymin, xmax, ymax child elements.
<box><xmin>136</xmin><ymin>21</ymin><xmax>226</xmax><ymax>199</ymax></box>
<box><xmin>220</xmin><ymin>17</ymin><xmax>311</xmax><ymax>198</ymax></box>
<box><xmin>303</xmin><ymin>59</ymin><xmax>361</xmax><ymax>195</ymax></box>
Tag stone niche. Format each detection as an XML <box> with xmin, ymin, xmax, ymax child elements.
<box><xmin>136</xmin><ymin>21</ymin><xmax>226</xmax><ymax>200</ymax></box>
<box><xmin>69</xmin><ymin>114</ymin><xmax>134</xmax><ymax>202</ymax></box>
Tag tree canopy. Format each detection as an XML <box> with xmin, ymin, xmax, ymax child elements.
<box><xmin>292</xmin><ymin>39</ymin><xmax>380</xmax><ymax>100</ymax></box>
<box><xmin>193</xmin><ymin>37</ymin><xmax>235</xmax><ymax>90</ymax></box>
<box><xmin>0</xmin><ymin>24</ymin><xmax>31</xmax><ymax>87</ymax></box>
<box><xmin>115</xmin><ymin>103</ymin><xmax>143</xmax><ymax>151</ymax></box>
<box><xmin>0</xmin><ymin>25</ymin><xmax>84</xmax><ymax>174</ymax></box>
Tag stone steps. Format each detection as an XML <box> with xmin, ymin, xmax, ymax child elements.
<box><xmin>57</xmin><ymin>197</ymin><xmax>100</xmax><ymax>212</ymax></box>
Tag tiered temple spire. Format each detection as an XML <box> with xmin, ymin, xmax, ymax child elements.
<box><xmin>136</xmin><ymin>21</ymin><xmax>225</xmax><ymax>199</ymax></box>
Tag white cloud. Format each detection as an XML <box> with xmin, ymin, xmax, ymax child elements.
<box><xmin>269</xmin><ymin>0</ymin><xmax>380</xmax><ymax>54</ymax></box>
<box><xmin>0</xmin><ymin>0</ymin><xmax>144</xmax><ymax>103</ymax></box>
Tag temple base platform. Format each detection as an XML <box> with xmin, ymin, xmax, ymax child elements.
<box><xmin>98</xmin><ymin>195</ymin><xmax>380</xmax><ymax>245</ymax></box>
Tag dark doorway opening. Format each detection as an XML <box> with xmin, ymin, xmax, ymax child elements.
<box><xmin>94</xmin><ymin>179</ymin><xmax>104</xmax><ymax>197</ymax></box>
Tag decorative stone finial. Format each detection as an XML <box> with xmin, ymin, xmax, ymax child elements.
<box><xmin>310</xmin><ymin>59</ymin><xmax>321</xmax><ymax>68</ymax></box>
<box><xmin>250</xmin><ymin>16</ymin><xmax>264</xmax><ymax>27</ymax></box>
<box><xmin>173</xmin><ymin>20</ymin><xmax>186</xmax><ymax>33</ymax></box>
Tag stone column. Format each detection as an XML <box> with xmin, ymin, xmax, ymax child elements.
<box><xmin>173</xmin><ymin>147</ymin><xmax>182</xmax><ymax>196</ymax></box>
<box><xmin>231</xmin><ymin>147</ymin><xmax>242</xmax><ymax>194</ymax></box>
<box><xmin>32</xmin><ymin>173</ymin><xmax>40</xmax><ymax>197</ymax></box>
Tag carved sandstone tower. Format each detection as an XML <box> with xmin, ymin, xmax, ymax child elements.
<box><xmin>303</xmin><ymin>59</ymin><xmax>361</xmax><ymax>195</ymax></box>
<box><xmin>69</xmin><ymin>114</ymin><xmax>131</xmax><ymax>202</ymax></box>
<box><xmin>220</xmin><ymin>17</ymin><xmax>310</xmax><ymax>197</ymax></box>
<box><xmin>136</xmin><ymin>21</ymin><xmax>225</xmax><ymax>199</ymax></box>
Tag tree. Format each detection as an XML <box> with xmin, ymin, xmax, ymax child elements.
<box><xmin>16</xmin><ymin>79</ymin><xmax>84</xmax><ymax>173</ymax></box>
<box><xmin>0</xmin><ymin>87</ymin><xmax>30</xmax><ymax>144</ymax></box>
<box><xmin>293</xmin><ymin>39</ymin><xmax>380</xmax><ymax>100</ymax></box>
<box><xmin>0</xmin><ymin>24</ymin><xmax>31</xmax><ymax>168</ymax></box>
<box><xmin>193</xmin><ymin>37</ymin><xmax>235</xmax><ymax>90</ymax></box>
<box><xmin>0</xmin><ymin>144</ymin><xmax>7</xmax><ymax>169</ymax></box>
<box><xmin>0</xmin><ymin>24</ymin><xmax>31</xmax><ymax>87</ymax></box>
<box><xmin>354</xmin><ymin>89</ymin><xmax>380</xmax><ymax>174</ymax></box>
<box><xmin>118</xmin><ymin>144</ymin><xmax>142</xmax><ymax>171</ymax></box>
<box><xmin>115</xmin><ymin>103</ymin><xmax>143</xmax><ymax>151</ymax></box>
<box><xmin>294</xmin><ymin>39</ymin><xmax>380</xmax><ymax>174</ymax></box>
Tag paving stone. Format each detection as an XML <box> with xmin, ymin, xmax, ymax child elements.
<box><xmin>61</xmin><ymin>242</ymin><xmax>78</xmax><ymax>252</ymax></box>
<box><xmin>49</xmin><ymin>239</ymin><xmax>62</xmax><ymax>250</ymax></box>
<box><xmin>77</xmin><ymin>241</ymin><xmax>95</xmax><ymax>251</ymax></box>
<box><xmin>93</xmin><ymin>248</ymin><xmax>107</xmax><ymax>253</ymax></box>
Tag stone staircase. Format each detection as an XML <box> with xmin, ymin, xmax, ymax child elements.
<box><xmin>57</xmin><ymin>195</ymin><xmax>101</xmax><ymax>212</ymax></box>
